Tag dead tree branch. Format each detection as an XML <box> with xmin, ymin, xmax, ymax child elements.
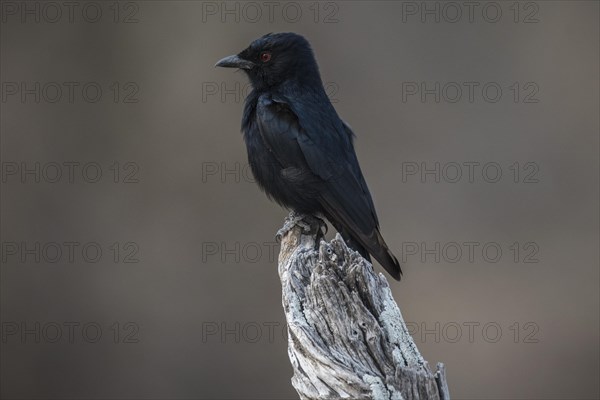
<box><xmin>276</xmin><ymin>212</ymin><xmax>450</xmax><ymax>400</ymax></box>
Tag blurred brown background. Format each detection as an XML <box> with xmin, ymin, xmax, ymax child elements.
<box><xmin>1</xmin><ymin>1</ymin><xmax>598</xmax><ymax>399</ymax></box>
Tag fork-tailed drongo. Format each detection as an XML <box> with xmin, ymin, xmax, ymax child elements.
<box><xmin>215</xmin><ymin>32</ymin><xmax>402</xmax><ymax>280</ymax></box>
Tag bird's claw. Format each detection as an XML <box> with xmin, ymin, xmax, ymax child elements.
<box><xmin>276</xmin><ymin>211</ymin><xmax>317</xmax><ymax>240</ymax></box>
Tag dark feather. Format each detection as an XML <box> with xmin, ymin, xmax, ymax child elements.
<box><xmin>221</xmin><ymin>32</ymin><xmax>402</xmax><ymax>280</ymax></box>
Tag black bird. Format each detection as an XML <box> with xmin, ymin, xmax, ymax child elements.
<box><xmin>215</xmin><ymin>32</ymin><xmax>402</xmax><ymax>280</ymax></box>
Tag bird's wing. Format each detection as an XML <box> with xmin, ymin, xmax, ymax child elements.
<box><xmin>260</xmin><ymin>92</ymin><xmax>380</xmax><ymax>229</ymax></box>
<box><xmin>255</xmin><ymin>93</ymin><xmax>401</xmax><ymax>280</ymax></box>
<box><xmin>339</xmin><ymin>120</ymin><xmax>380</xmax><ymax>227</ymax></box>
<box><xmin>255</xmin><ymin>93</ymin><xmax>375</xmax><ymax>224</ymax></box>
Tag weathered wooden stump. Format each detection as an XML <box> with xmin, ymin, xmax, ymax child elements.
<box><xmin>277</xmin><ymin>212</ymin><xmax>450</xmax><ymax>400</ymax></box>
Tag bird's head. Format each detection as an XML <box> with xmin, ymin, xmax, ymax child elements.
<box><xmin>215</xmin><ymin>32</ymin><xmax>322</xmax><ymax>91</ymax></box>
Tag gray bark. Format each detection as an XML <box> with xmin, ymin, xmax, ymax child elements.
<box><xmin>276</xmin><ymin>212</ymin><xmax>450</xmax><ymax>400</ymax></box>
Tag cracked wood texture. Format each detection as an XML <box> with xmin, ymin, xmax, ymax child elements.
<box><xmin>277</xmin><ymin>213</ymin><xmax>450</xmax><ymax>400</ymax></box>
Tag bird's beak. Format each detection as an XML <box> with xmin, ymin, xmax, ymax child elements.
<box><xmin>215</xmin><ymin>54</ymin><xmax>255</xmax><ymax>70</ymax></box>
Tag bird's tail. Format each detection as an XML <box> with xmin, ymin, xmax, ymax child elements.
<box><xmin>340</xmin><ymin>228</ymin><xmax>402</xmax><ymax>281</ymax></box>
<box><xmin>370</xmin><ymin>229</ymin><xmax>402</xmax><ymax>281</ymax></box>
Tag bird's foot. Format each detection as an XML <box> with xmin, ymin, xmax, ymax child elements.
<box><xmin>276</xmin><ymin>211</ymin><xmax>325</xmax><ymax>241</ymax></box>
<box><xmin>276</xmin><ymin>211</ymin><xmax>310</xmax><ymax>240</ymax></box>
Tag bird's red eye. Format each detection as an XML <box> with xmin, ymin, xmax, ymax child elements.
<box><xmin>260</xmin><ymin>51</ymin><xmax>271</xmax><ymax>63</ymax></box>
